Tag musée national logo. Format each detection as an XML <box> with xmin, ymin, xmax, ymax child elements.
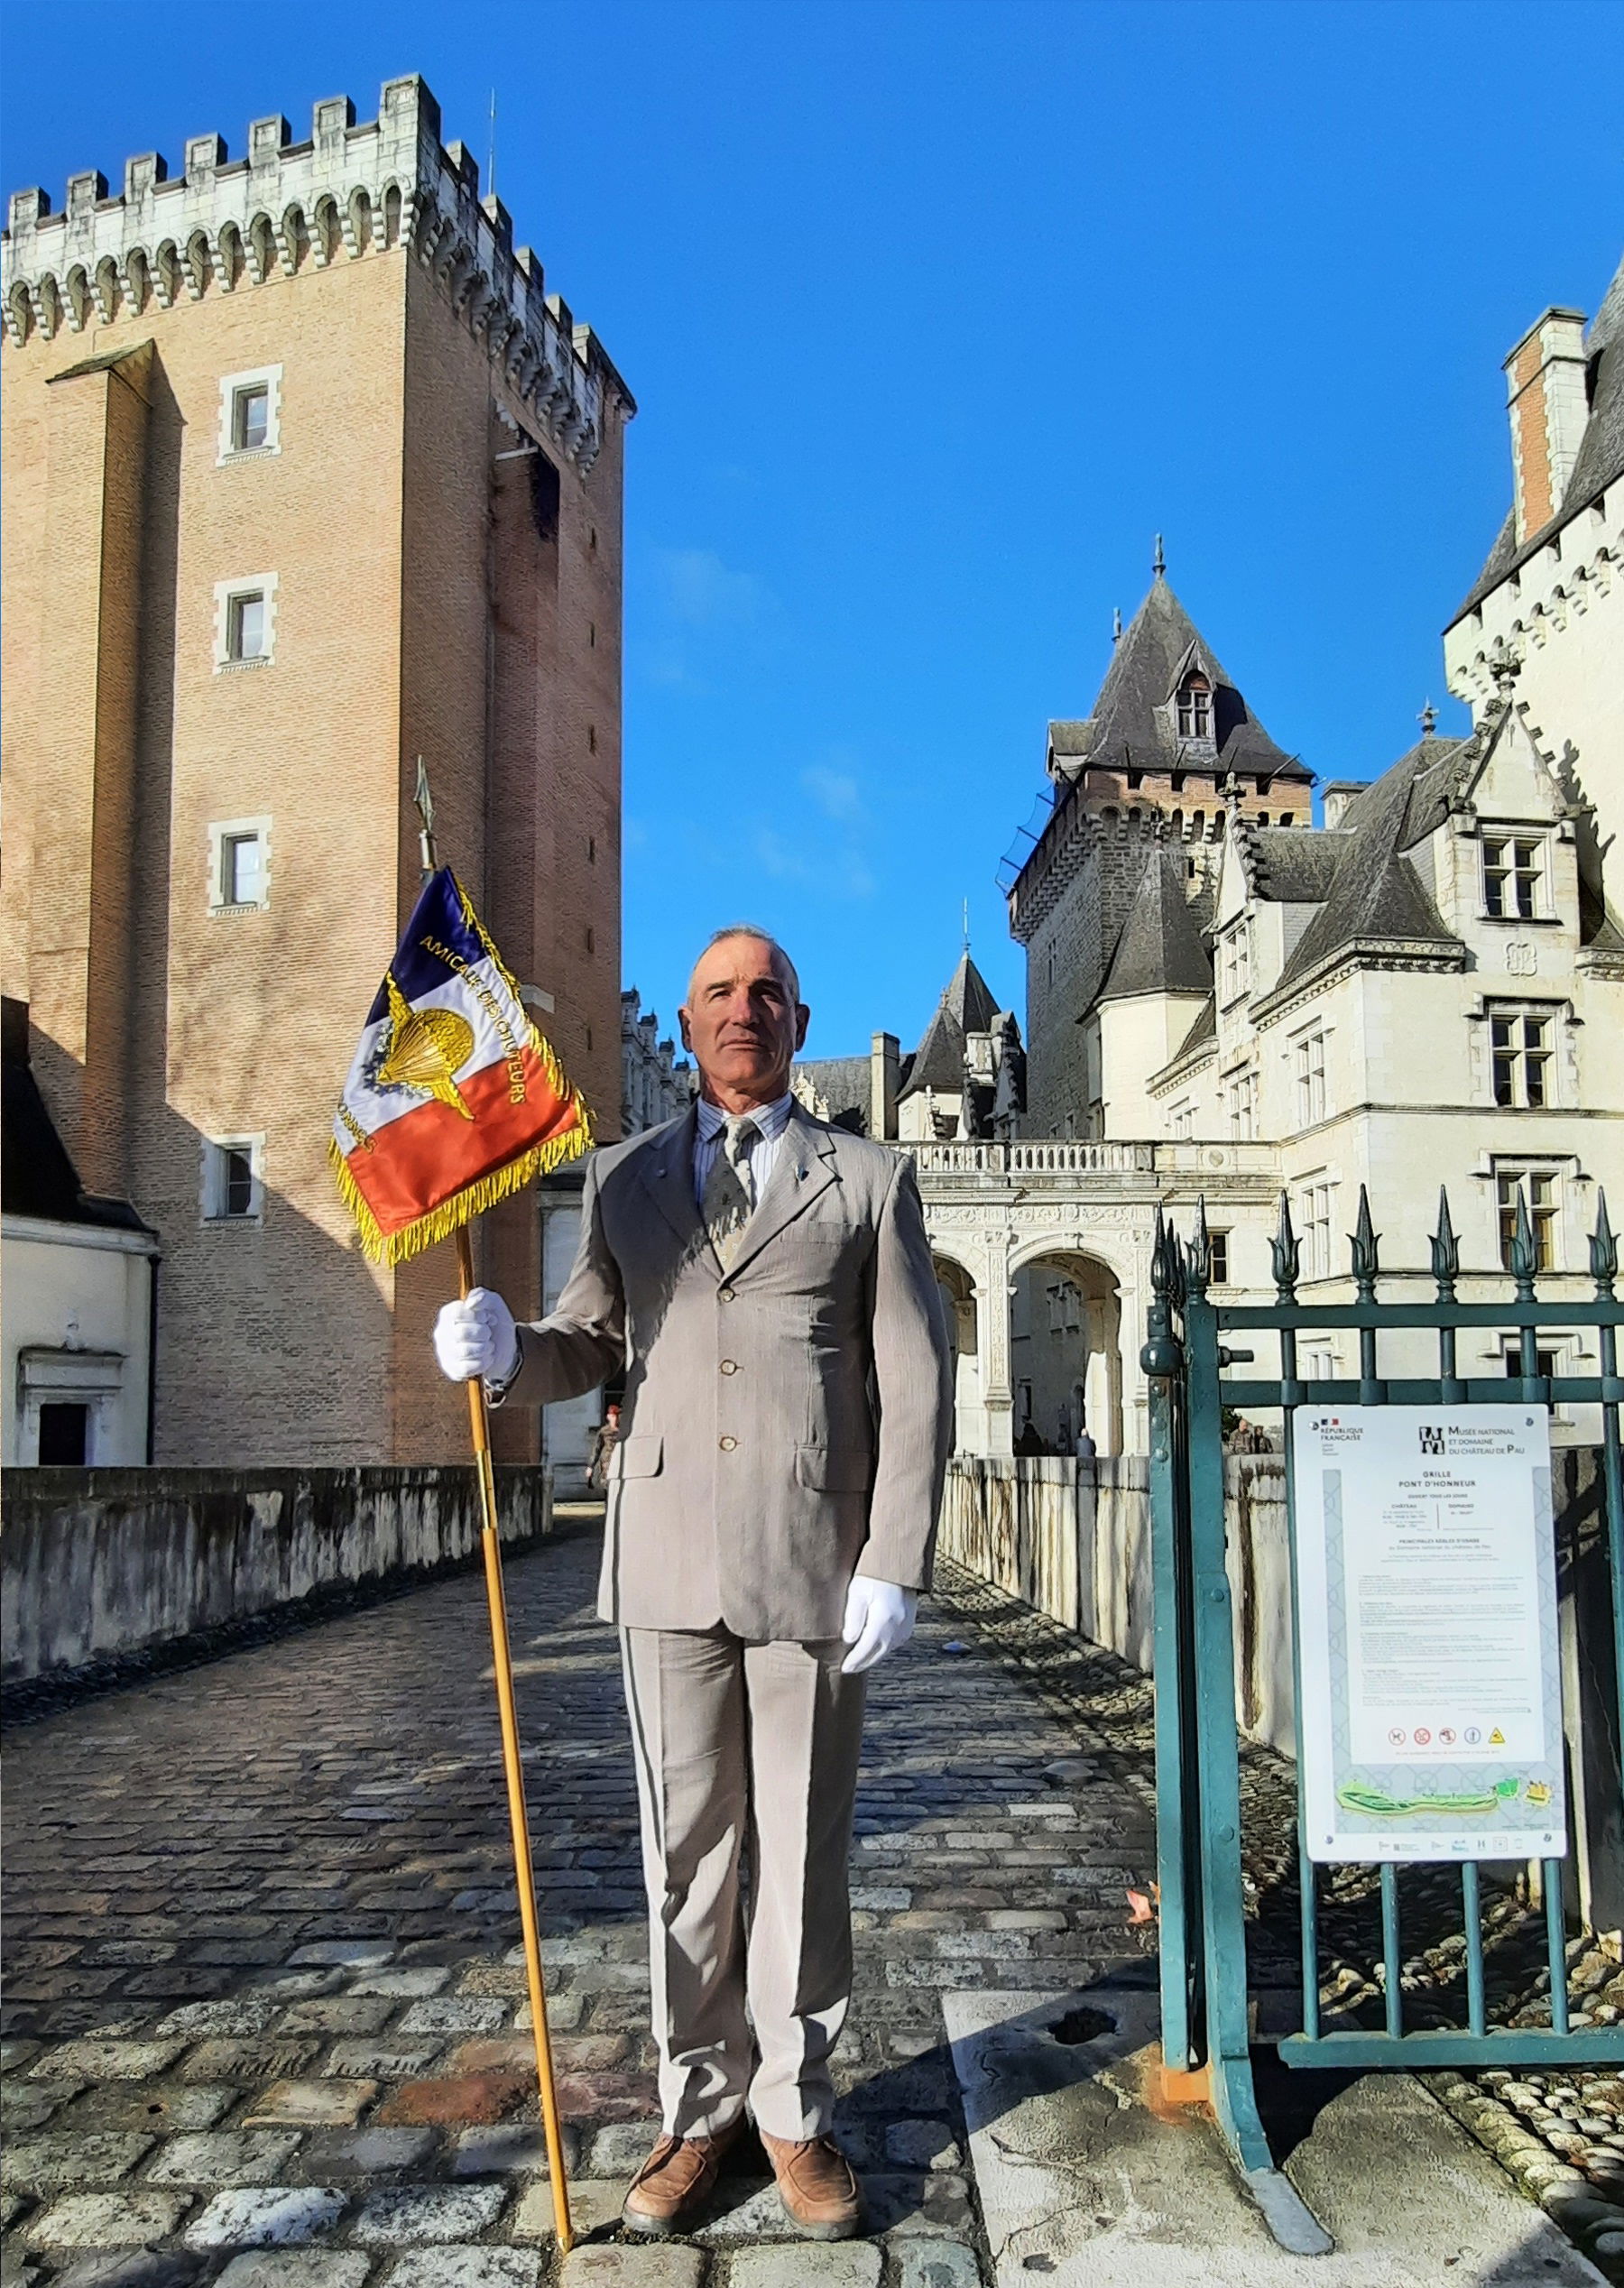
<box><xmin>1418</xmin><ymin>1425</ymin><xmax>1446</xmax><ymax>1456</ymax></box>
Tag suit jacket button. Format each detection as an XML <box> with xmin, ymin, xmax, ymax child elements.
<box><xmin>718</xmin><ymin>1286</ymin><xmax>736</xmax><ymax>1303</ymax></box>
<box><xmin>720</xmin><ymin>1360</ymin><xmax>739</xmax><ymax>1375</ymax></box>
<box><xmin>718</xmin><ymin>1435</ymin><xmax>738</xmax><ymax>1452</ymax></box>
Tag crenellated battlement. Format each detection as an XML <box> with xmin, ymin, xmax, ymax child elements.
<box><xmin>0</xmin><ymin>75</ymin><xmax>632</xmax><ymax>474</ymax></box>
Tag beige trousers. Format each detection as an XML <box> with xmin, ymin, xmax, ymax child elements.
<box><xmin>619</xmin><ymin>1625</ymin><xmax>867</xmax><ymax>2141</ymax></box>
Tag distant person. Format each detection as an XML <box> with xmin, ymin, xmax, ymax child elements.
<box><xmin>1014</xmin><ymin>1420</ymin><xmax>1046</xmax><ymax>1457</ymax></box>
<box><xmin>586</xmin><ymin>1402</ymin><xmax>622</xmax><ymax>1491</ymax></box>
<box><xmin>1074</xmin><ymin>1426</ymin><xmax>1097</xmax><ymax>1461</ymax></box>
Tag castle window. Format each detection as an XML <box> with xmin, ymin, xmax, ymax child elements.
<box><xmin>1208</xmin><ymin>1230</ymin><xmax>1231</xmax><ymax>1287</ymax></box>
<box><xmin>208</xmin><ymin>816</ymin><xmax>272</xmax><ymax>911</ymax></box>
<box><xmin>225</xmin><ymin>834</ymin><xmax>260</xmax><ymax>906</ymax></box>
<box><xmin>1482</xmin><ymin>834</ymin><xmax>1545</xmax><ymax>919</ymax></box>
<box><xmin>217</xmin><ymin>364</ymin><xmax>282</xmax><ymax>460</ymax></box>
<box><xmin>1490</xmin><ymin>1006</ymin><xmax>1554</xmax><ymax>1107</ymax></box>
<box><xmin>214</xmin><ymin>574</ymin><xmax>278</xmax><ymax>670</ymax></box>
<box><xmin>235</xmin><ymin>385</ymin><xmax>269</xmax><ymax>451</ymax></box>
<box><xmin>1295</xmin><ymin>1027</ymin><xmax>1327</xmax><ymax>1126</ymax></box>
<box><xmin>1496</xmin><ymin>1166</ymin><xmax>1560</xmax><ymax>1271</ymax></box>
<box><xmin>1176</xmin><ymin>674</ymin><xmax>1212</xmax><ymax>741</ymax></box>
<box><xmin>229</xmin><ymin>592</ymin><xmax>266</xmax><ymax>660</ymax></box>
<box><xmin>1217</xmin><ymin>922</ymin><xmax>1250</xmax><ymax>1007</ymax></box>
<box><xmin>1225</xmin><ymin>1067</ymin><xmax>1257</xmax><ymax>1141</ymax></box>
<box><xmin>203</xmin><ymin>1135</ymin><xmax>264</xmax><ymax>1222</ymax></box>
<box><xmin>1299</xmin><ymin>1178</ymin><xmax>1335</xmax><ymax>1279</ymax></box>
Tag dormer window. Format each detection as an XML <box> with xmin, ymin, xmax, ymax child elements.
<box><xmin>1482</xmin><ymin>834</ymin><xmax>1545</xmax><ymax>919</ymax></box>
<box><xmin>1176</xmin><ymin>674</ymin><xmax>1212</xmax><ymax>741</ymax></box>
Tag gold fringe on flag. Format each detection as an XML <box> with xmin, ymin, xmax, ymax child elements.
<box><xmin>328</xmin><ymin>1112</ymin><xmax>592</xmax><ymax>1269</ymax></box>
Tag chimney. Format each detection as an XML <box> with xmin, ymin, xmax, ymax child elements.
<box><xmin>1321</xmin><ymin>781</ymin><xmax>1363</xmax><ymax>830</ymax></box>
<box><xmin>870</xmin><ymin>1030</ymin><xmax>900</xmax><ymax>1140</ymax></box>
<box><xmin>1504</xmin><ymin>306</ymin><xmax>1589</xmax><ymax>543</ymax></box>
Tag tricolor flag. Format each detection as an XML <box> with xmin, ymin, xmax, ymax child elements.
<box><xmin>331</xmin><ymin>868</ymin><xmax>593</xmax><ymax>1265</ymax></box>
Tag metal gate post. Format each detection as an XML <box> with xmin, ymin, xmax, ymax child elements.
<box><xmin>1144</xmin><ymin>1212</ymin><xmax>1200</xmax><ymax>2071</ymax></box>
<box><xmin>1184</xmin><ymin>1217</ymin><xmax>1333</xmax><ymax>2256</ymax></box>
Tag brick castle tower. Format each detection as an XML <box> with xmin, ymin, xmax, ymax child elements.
<box><xmin>1</xmin><ymin>77</ymin><xmax>633</xmax><ymax>1465</ymax></box>
<box><xmin>1006</xmin><ymin>552</ymin><xmax>1313</xmax><ymax>1135</ymax></box>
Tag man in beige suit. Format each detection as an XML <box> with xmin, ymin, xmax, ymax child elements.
<box><xmin>434</xmin><ymin>927</ymin><xmax>952</xmax><ymax>2237</ymax></box>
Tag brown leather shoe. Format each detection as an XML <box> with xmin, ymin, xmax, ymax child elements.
<box><xmin>759</xmin><ymin>2130</ymin><xmax>863</xmax><ymax>2239</ymax></box>
<box><xmin>622</xmin><ymin>2120</ymin><xmax>743</xmax><ymax>2236</ymax></box>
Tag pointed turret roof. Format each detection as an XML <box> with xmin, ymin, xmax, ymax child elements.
<box><xmin>1097</xmin><ymin>846</ymin><xmax>1213</xmax><ymax>1003</ymax></box>
<box><xmin>899</xmin><ymin>952</ymin><xmax>1000</xmax><ymax>1100</ymax></box>
<box><xmin>1050</xmin><ymin>569</ymin><xmax>1308</xmax><ymax>786</ymax></box>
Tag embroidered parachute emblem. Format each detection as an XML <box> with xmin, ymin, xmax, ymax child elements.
<box><xmin>377</xmin><ymin>973</ymin><xmax>476</xmax><ymax>1120</ymax></box>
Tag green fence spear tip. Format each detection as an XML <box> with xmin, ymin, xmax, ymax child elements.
<box><xmin>1350</xmin><ymin>1186</ymin><xmax>1380</xmax><ymax>1296</ymax></box>
<box><xmin>1510</xmin><ymin>1183</ymin><xmax>1538</xmax><ymax>1297</ymax></box>
<box><xmin>1186</xmin><ymin>1195</ymin><xmax>1211</xmax><ymax>1295</ymax></box>
<box><xmin>1271</xmin><ymin>1193</ymin><xmax>1300</xmax><ymax>1300</ymax></box>
<box><xmin>1431</xmin><ymin>1187</ymin><xmax>1460</xmax><ymax>1297</ymax></box>
<box><xmin>1592</xmin><ymin>1189</ymin><xmax>1618</xmax><ymax>1297</ymax></box>
<box><xmin>1151</xmin><ymin>1208</ymin><xmax>1170</xmax><ymax>1297</ymax></box>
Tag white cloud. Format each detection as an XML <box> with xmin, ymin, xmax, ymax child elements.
<box><xmin>652</xmin><ymin>547</ymin><xmax>768</xmax><ymax>630</ymax></box>
<box><xmin>800</xmin><ymin>765</ymin><xmax>863</xmax><ymax>824</ymax></box>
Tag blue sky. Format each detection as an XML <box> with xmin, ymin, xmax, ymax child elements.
<box><xmin>5</xmin><ymin>2</ymin><xmax>1620</xmax><ymax>1060</ymax></box>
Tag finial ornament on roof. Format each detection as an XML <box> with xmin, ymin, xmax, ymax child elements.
<box><xmin>1419</xmin><ymin>699</ymin><xmax>1438</xmax><ymax>738</ymax></box>
<box><xmin>1152</xmin><ymin>533</ymin><xmax>1166</xmax><ymax>578</ymax></box>
<box><xmin>963</xmin><ymin>898</ymin><xmax>971</xmax><ymax>955</ymax></box>
<box><xmin>1112</xmin><ymin>606</ymin><xmax>1123</xmax><ymax>642</ymax></box>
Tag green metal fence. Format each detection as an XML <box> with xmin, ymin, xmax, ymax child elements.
<box><xmin>1142</xmin><ymin>1184</ymin><xmax>1624</xmax><ymax>2255</ymax></box>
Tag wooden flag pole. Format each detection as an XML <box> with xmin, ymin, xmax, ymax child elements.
<box><xmin>456</xmin><ymin>1222</ymin><xmax>575</xmax><ymax>2253</ymax></box>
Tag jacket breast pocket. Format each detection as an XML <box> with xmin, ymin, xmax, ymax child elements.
<box><xmin>794</xmin><ymin>1444</ymin><xmax>872</xmax><ymax>1493</ymax></box>
<box><xmin>612</xmin><ymin>1435</ymin><xmax>664</xmax><ymax>1481</ymax></box>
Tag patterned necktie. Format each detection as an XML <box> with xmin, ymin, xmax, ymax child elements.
<box><xmin>702</xmin><ymin>1116</ymin><xmax>760</xmax><ymax>1270</ymax></box>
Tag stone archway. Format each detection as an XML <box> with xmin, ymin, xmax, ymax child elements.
<box><xmin>932</xmin><ymin>1251</ymin><xmax>983</xmax><ymax>1454</ymax></box>
<box><xmin>1009</xmin><ymin>1247</ymin><xmax>1123</xmax><ymax>1455</ymax></box>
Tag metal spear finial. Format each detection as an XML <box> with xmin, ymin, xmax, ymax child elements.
<box><xmin>413</xmin><ymin>757</ymin><xmax>438</xmax><ymax>876</ymax></box>
<box><xmin>1153</xmin><ymin>533</ymin><xmax>1166</xmax><ymax>577</ymax></box>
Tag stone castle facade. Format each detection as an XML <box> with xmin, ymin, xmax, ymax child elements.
<box><xmin>912</xmin><ymin>263</ymin><xmax>1623</xmax><ymax>1459</ymax></box>
<box><xmin>0</xmin><ymin>78</ymin><xmax>632</xmax><ymax>1467</ymax></box>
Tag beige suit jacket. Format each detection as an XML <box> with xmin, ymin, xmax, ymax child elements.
<box><xmin>503</xmin><ymin>1102</ymin><xmax>953</xmax><ymax>1639</ymax></box>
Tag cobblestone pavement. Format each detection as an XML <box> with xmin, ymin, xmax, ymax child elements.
<box><xmin>937</xmin><ymin>1568</ymin><xmax>1624</xmax><ymax>2283</ymax></box>
<box><xmin>1</xmin><ymin>1529</ymin><xmax>1158</xmax><ymax>2288</ymax></box>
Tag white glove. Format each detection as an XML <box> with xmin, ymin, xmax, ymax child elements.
<box><xmin>432</xmin><ymin>1287</ymin><xmax>521</xmax><ymax>1386</ymax></box>
<box><xmin>840</xmin><ymin>1578</ymin><xmax>918</xmax><ymax>1674</ymax></box>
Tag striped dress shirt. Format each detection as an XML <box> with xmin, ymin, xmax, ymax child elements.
<box><xmin>692</xmin><ymin>1092</ymin><xmax>796</xmax><ymax>1207</ymax></box>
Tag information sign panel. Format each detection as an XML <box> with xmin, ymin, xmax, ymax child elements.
<box><xmin>1293</xmin><ymin>1405</ymin><xmax>1565</xmax><ymax>1863</ymax></box>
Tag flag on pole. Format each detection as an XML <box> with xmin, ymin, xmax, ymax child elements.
<box><xmin>330</xmin><ymin>867</ymin><xmax>592</xmax><ymax>1264</ymax></box>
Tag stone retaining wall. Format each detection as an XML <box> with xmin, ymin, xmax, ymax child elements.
<box><xmin>938</xmin><ymin>1454</ymin><xmax>1293</xmax><ymax>1748</ymax></box>
<box><xmin>1</xmin><ymin>1464</ymin><xmax>552</xmax><ymax>1687</ymax></box>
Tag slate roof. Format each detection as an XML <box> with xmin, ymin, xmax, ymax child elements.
<box><xmin>1167</xmin><ymin>994</ymin><xmax>1217</xmax><ymax>1068</ymax></box>
<box><xmin>1097</xmin><ymin>846</ymin><xmax>1213</xmax><ymax>1003</ymax></box>
<box><xmin>1271</xmin><ymin>737</ymin><xmax>1464</xmax><ymax>993</ymax></box>
<box><xmin>1</xmin><ymin>999</ymin><xmax>151</xmax><ymax>1232</ymax></box>
<box><xmin>794</xmin><ymin>1055</ymin><xmax>872</xmax><ymax>1133</ymax></box>
<box><xmin>899</xmin><ymin>953</ymin><xmax>1000</xmax><ymax>1101</ymax></box>
<box><xmin>1452</xmin><ymin>253</ymin><xmax>1624</xmax><ymax>623</ymax></box>
<box><xmin>1242</xmin><ymin>824</ymin><xmax>1348</xmax><ymax>904</ymax></box>
<box><xmin>1052</xmin><ymin>573</ymin><xmax>1310</xmax><ymax>787</ymax></box>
